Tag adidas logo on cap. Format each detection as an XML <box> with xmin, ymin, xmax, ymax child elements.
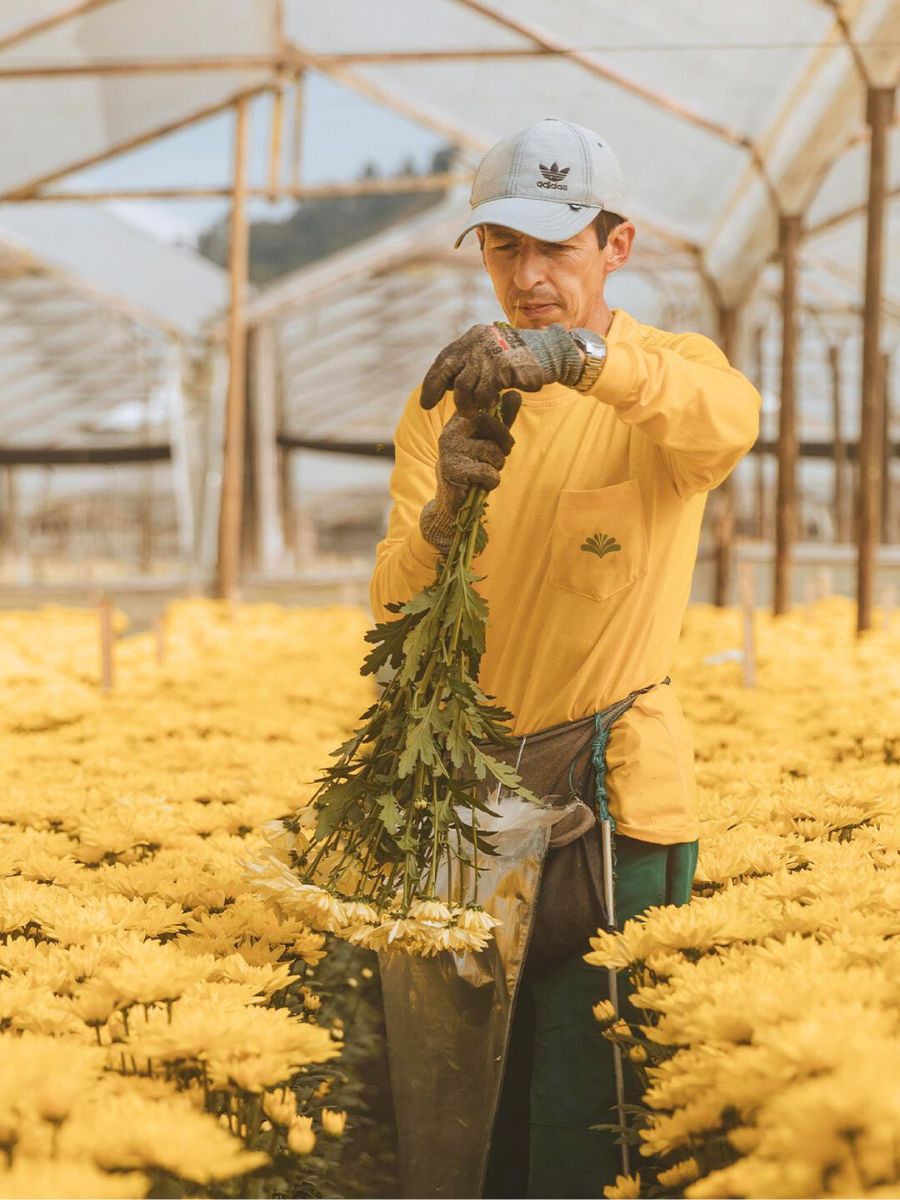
<box><xmin>537</xmin><ymin>162</ymin><xmax>570</xmax><ymax>190</ymax></box>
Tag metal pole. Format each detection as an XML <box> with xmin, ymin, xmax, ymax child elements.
<box><xmin>599</xmin><ymin>818</ymin><xmax>631</xmax><ymax>1179</ymax></box>
<box><xmin>774</xmin><ymin>215</ymin><xmax>801</xmax><ymax>616</ymax></box>
<box><xmin>829</xmin><ymin>344</ymin><xmax>848</xmax><ymax>542</ymax></box>
<box><xmin>216</xmin><ymin>97</ymin><xmax>251</xmax><ymax>603</ymax></box>
<box><xmin>857</xmin><ymin>86</ymin><xmax>895</xmax><ymax>634</ymax></box>
<box><xmin>713</xmin><ymin>306</ymin><xmax>738</xmax><ymax>607</ymax></box>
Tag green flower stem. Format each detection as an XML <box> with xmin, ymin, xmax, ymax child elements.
<box><xmin>426</xmin><ymin>777</ymin><xmax>441</xmax><ymax>896</ymax></box>
<box><xmin>401</xmin><ymin>761</ymin><xmax>425</xmax><ymax>909</ymax></box>
<box><xmin>471</xmin><ymin>798</ymin><xmax>480</xmax><ymax>904</ymax></box>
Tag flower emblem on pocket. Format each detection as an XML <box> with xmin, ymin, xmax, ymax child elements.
<box><xmin>580</xmin><ymin>532</ymin><xmax>622</xmax><ymax>560</ymax></box>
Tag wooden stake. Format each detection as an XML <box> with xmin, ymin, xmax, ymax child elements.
<box><xmin>291</xmin><ymin>69</ymin><xmax>306</xmax><ymax>189</ymax></box>
<box><xmin>857</xmin><ymin>86</ymin><xmax>895</xmax><ymax>634</ymax></box>
<box><xmin>739</xmin><ymin>562</ymin><xmax>757</xmax><ymax>688</ymax></box>
<box><xmin>98</xmin><ymin>595</ymin><xmax>114</xmax><ymax>693</ymax></box>
<box><xmin>268</xmin><ymin>81</ymin><xmax>286</xmax><ymax>203</ymax></box>
<box><xmin>752</xmin><ymin>325</ymin><xmax>766</xmax><ymax>540</ymax></box>
<box><xmin>713</xmin><ymin>305</ymin><xmax>738</xmax><ymax>607</ymax></box>
<box><xmin>829</xmin><ymin>344</ymin><xmax>848</xmax><ymax>542</ymax></box>
<box><xmin>774</xmin><ymin>215</ymin><xmax>801</xmax><ymax>616</ymax></box>
<box><xmin>216</xmin><ymin>97</ymin><xmax>251</xmax><ymax>603</ymax></box>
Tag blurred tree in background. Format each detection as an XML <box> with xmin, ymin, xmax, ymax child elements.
<box><xmin>198</xmin><ymin>146</ymin><xmax>456</xmax><ymax>284</ymax></box>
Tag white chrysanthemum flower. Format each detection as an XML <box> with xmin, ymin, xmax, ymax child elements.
<box><xmin>408</xmin><ymin>898</ymin><xmax>453</xmax><ymax>923</ymax></box>
<box><xmin>453</xmin><ymin>906</ymin><xmax>501</xmax><ymax>934</ymax></box>
<box><xmin>341</xmin><ymin>900</ymin><xmax>379</xmax><ymax>925</ymax></box>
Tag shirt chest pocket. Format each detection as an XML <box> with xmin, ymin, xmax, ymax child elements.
<box><xmin>547</xmin><ymin>478</ymin><xmax>650</xmax><ymax>602</ymax></box>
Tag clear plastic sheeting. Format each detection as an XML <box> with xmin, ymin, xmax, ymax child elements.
<box><xmin>290</xmin><ymin>0</ymin><xmax>900</xmax><ymax>303</ymax></box>
<box><xmin>0</xmin><ymin>204</ymin><xmax>230</xmax><ymax>338</ymax></box>
<box><xmin>0</xmin><ymin>0</ymin><xmax>278</xmax><ymax>198</ymax></box>
<box><xmin>0</xmin><ymin>203</ymin><xmax>229</xmax><ymax>450</ymax></box>
<box><xmin>0</xmin><ymin>1</ymin><xmax>896</xmax><ymax>471</ymax></box>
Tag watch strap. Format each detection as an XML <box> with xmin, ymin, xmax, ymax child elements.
<box><xmin>572</xmin><ymin>330</ymin><xmax>608</xmax><ymax>393</ymax></box>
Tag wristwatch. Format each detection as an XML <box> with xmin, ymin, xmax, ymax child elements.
<box><xmin>570</xmin><ymin>327</ymin><xmax>608</xmax><ymax>393</ymax></box>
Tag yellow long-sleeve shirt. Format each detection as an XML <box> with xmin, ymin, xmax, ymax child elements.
<box><xmin>370</xmin><ymin>308</ymin><xmax>761</xmax><ymax>843</ymax></box>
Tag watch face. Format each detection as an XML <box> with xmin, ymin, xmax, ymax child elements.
<box><xmin>571</xmin><ymin>327</ymin><xmax>606</xmax><ymax>356</ymax></box>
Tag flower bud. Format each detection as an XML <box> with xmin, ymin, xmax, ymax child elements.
<box><xmin>287</xmin><ymin>1123</ymin><xmax>316</xmax><ymax>1155</ymax></box>
<box><xmin>592</xmin><ymin>1000</ymin><xmax>616</xmax><ymax>1025</ymax></box>
<box><xmin>262</xmin><ymin>1088</ymin><xmax>297</xmax><ymax>1128</ymax></box>
<box><xmin>321</xmin><ymin>1108</ymin><xmax>348</xmax><ymax>1137</ymax></box>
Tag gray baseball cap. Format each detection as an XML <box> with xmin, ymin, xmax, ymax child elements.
<box><xmin>455</xmin><ymin>117</ymin><xmax>628</xmax><ymax>249</ymax></box>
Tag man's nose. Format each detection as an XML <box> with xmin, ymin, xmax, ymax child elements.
<box><xmin>511</xmin><ymin>246</ymin><xmax>546</xmax><ymax>292</ymax></box>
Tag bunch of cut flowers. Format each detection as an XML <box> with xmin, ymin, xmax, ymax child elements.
<box><xmin>246</xmin><ymin>397</ymin><xmax>538</xmax><ymax>957</ymax></box>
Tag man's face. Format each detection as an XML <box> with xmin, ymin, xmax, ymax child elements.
<box><xmin>478</xmin><ymin>221</ymin><xmax>632</xmax><ymax>331</ymax></box>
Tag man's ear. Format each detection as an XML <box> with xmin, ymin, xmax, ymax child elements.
<box><xmin>604</xmin><ymin>221</ymin><xmax>635</xmax><ymax>276</ymax></box>
<box><xmin>476</xmin><ymin>226</ymin><xmax>485</xmax><ymax>256</ymax></box>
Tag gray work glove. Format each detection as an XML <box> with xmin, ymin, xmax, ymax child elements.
<box><xmin>420</xmin><ymin>322</ymin><xmax>584</xmax><ymax>415</ymax></box>
<box><xmin>420</xmin><ymin>392</ymin><xmax>522</xmax><ymax>552</ymax></box>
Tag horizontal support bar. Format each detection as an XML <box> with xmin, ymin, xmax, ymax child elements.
<box><xmin>4</xmin><ymin>438</ymin><xmax>894</xmax><ymax>468</ymax></box>
<box><xmin>278</xmin><ymin>434</ymin><xmax>395</xmax><ymax>459</ymax></box>
<box><xmin>750</xmin><ymin>438</ymin><xmax>900</xmax><ymax>460</ymax></box>
<box><xmin>0</xmin><ymin>47</ymin><xmax>652</xmax><ymax>80</ymax></box>
<box><xmin>275</xmin><ymin>437</ymin><xmax>900</xmax><ymax>464</ymax></box>
<box><xmin>0</xmin><ymin>443</ymin><xmax>171</xmax><ymax>465</ymax></box>
<box><xmin>18</xmin><ymin>171</ymin><xmax>469</xmax><ymax>202</ymax></box>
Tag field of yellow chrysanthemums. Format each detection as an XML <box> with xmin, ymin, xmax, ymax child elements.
<box><xmin>592</xmin><ymin>597</ymin><xmax>900</xmax><ymax>1200</ymax></box>
<box><xmin>0</xmin><ymin>600</ymin><xmax>375</xmax><ymax>1199</ymax></box>
<box><xmin>2</xmin><ymin>595</ymin><xmax>900</xmax><ymax>1200</ymax></box>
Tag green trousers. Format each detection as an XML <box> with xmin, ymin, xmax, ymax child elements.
<box><xmin>483</xmin><ymin>834</ymin><xmax>699</xmax><ymax>1200</ymax></box>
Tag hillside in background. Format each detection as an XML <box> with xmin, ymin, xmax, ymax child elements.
<box><xmin>197</xmin><ymin>146</ymin><xmax>456</xmax><ymax>284</ymax></box>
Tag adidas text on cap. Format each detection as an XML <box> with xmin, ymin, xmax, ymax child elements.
<box><xmin>455</xmin><ymin>117</ymin><xmax>628</xmax><ymax>249</ymax></box>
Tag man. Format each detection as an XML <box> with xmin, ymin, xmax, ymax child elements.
<box><xmin>371</xmin><ymin>118</ymin><xmax>760</xmax><ymax>1199</ymax></box>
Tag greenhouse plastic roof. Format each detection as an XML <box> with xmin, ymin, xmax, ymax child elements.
<box><xmin>0</xmin><ymin>0</ymin><xmax>898</xmax><ymax>451</ymax></box>
<box><xmin>0</xmin><ymin>204</ymin><xmax>230</xmax><ymax>337</ymax></box>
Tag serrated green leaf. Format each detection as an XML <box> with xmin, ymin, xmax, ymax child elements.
<box><xmin>375</xmin><ymin>791</ymin><xmax>404</xmax><ymax>836</ymax></box>
<box><xmin>314</xmin><ymin>777</ymin><xmax>364</xmax><ymax>839</ymax></box>
<box><xmin>361</xmin><ymin>609</ymin><xmax>420</xmax><ymax>676</ymax></box>
<box><xmin>473</xmin><ymin>748</ymin><xmax>540</xmax><ymax>804</ymax></box>
<box><xmin>397</xmin><ymin>717</ymin><xmax>439</xmax><ymax>778</ymax></box>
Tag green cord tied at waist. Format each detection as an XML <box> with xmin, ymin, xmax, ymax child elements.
<box><xmin>590</xmin><ymin>676</ymin><xmax>671</xmax><ymax>829</ymax></box>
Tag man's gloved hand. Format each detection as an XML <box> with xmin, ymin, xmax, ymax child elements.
<box><xmin>420</xmin><ymin>322</ymin><xmax>584</xmax><ymax>415</ymax></box>
<box><xmin>420</xmin><ymin>392</ymin><xmax>522</xmax><ymax>552</ymax></box>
